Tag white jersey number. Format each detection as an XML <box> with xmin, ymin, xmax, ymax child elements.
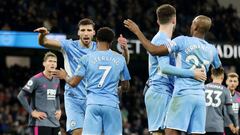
<box><xmin>205</xmin><ymin>89</ymin><xmax>223</xmax><ymax>107</ymax></box>
<box><xmin>186</xmin><ymin>55</ymin><xmax>209</xmax><ymax>70</ymax></box>
<box><xmin>98</xmin><ymin>66</ymin><xmax>112</xmax><ymax>87</ymax></box>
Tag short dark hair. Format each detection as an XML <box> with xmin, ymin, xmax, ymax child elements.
<box><xmin>96</xmin><ymin>27</ymin><xmax>115</xmax><ymax>43</ymax></box>
<box><xmin>43</xmin><ymin>51</ymin><xmax>57</xmax><ymax>61</ymax></box>
<box><xmin>211</xmin><ymin>67</ymin><xmax>224</xmax><ymax>77</ymax></box>
<box><xmin>78</xmin><ymin>18</ymin><xmax>95</xmax><ymax>28</ymax></box>
<box><xmin>156</xmin><ymin>4</ymin><xmax>176</xmax><ymax>24</ymax></box>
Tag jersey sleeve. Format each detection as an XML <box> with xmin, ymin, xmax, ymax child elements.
<box><xmin>211</xmin><ymin>48</ymin><xmax>222</xmax><ymax>69</ymax></box>
<box><xmin>158</xmin><ymin>56</ymin><xmax>194</xmax><ymax>78</ymax></box>
<box><xmin>120</xmin><ymin>60</ymin><xmax>131</xmax><ymax>81</ymax></box>
<box><xmin>224</xmin><ymin>87</ymin><xmax>233</xmax><ymax>105</ymax></box>
<box><xmin>56</xmin><ymin>79</ymin><xmax>61</xmax><ymax>95</ymax></box>
<box><xmin>59</xmin><ymin>39</ymin><xmax>73</xmax><ymax>53</ymax></box>
<box><xmin>74</xmin><ymin>55</ymin><xmax>88</xmax><ymax>77</ymax></box>
<box><xmin>22</xmin><ymin>77</ymin><xmax>38</xmax><ymax>93</ymax></box>
<box><xmin>166</xmin><ymin>36</ymin><xmax>184</xmax><ymax>54</ymax></box>
<box><xmin>17</xmin><ymin>90</ymin><xmax>33</xmax><ymax>113</ymax></box>
<box><xmin>56</xmin><ymin>80</ymin><xmax>61</xmax><ymax>110</ymax></box>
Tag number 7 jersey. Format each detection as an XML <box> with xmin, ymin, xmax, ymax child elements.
<box><xmin>166</xmin><ymin>36</ymin><xmax>222</xmax><ymax>96</ymax></box>
<box><xmin>74</xmin><ymin>50</ymin><xmax>131</xmax><ymax>108</ymax></box>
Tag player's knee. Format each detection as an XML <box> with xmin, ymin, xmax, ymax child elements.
<box><xmin>72</xmin><ymin>128</ymin><xmax>82</xmax><ymax>135</ymax></box>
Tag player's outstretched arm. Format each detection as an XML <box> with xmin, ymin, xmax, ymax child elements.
<box><xmin>17</xmin><ymin>90</ymin><xmax>33</xmax><ymax>114</ymax></box>
<box><xmin>17</xmin><ymin>90</ymin><xmax>47</xmax><ymax>120</ymax></box>
<box><xmin>160</xmin><ymin>63</ymin><xmax>206</xmax><ymax>81</ymax></box>
<box><xmin>123</xmin><ymin>19</ymin><xmax>169</xmax><ymax>56</ymax></box>
<box><xmin>53</xmin><ymin>68</ymin><xmax>83</xmax><ymax>87</ymax></box>
<box><xmin>34</xmin><ymin>27</ymin><xmax>61</xmax><ymax>51</ymax></box>
<box><xmin>118</xmin><ymin>34</ymin><xmax>130</xmax><ymax>64</ymax></box>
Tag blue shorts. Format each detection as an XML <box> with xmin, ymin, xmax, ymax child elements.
<box><xmin>64</xmin><ymin>93</ymin><xmax>86</xmax><ymax>132</ymax></box>
<box><xmin>144</xmin><ymin>87</ymin><xmax>172</xmax><ymax>131</ymax></box>
<box><xmin>164</xmin><ymin>94</ymin><xmax>206</xmax><ymax>134</ymax></box>
<box><xmin>83</xmin><ymin>104</ymin><xmax>122</xmax><ymax>135</ymax></box>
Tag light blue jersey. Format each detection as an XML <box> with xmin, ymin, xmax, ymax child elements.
<box><xmin>75</xmin><ymin>49</ymin><xmax>131</xmax><ymax>135</ymax></box>
<box><xmin>165</xmin><ymin>36</ymin><xmax>222</xmax><ymax>134</ymax></box>
<box><xmin>60</xmin><ymin>39</ymin><xmax>97</xmax><ymax>132</ymax></box>
<box><xmin>60</xmin><ymin>39</ymin><xmax>97</xmax><ymax>98</ymax></box>
<box><xmin>75</xmin><ymin>50</ymin><xmax>131</xmax><ymax>107</ymax></box>
<box><xmin>167</xmin><ymin>36</ymin><xmax>222</xmax><ymax>96</ymax></box>
<box><xmin>145</xmin><ymin>32</ymin><xmax>196</xmax><ymax>132</ymax></box>
<box><xmin>148</xmin><ymin>32</ymin><xmax>175</xmax><ymax>94</ymax></box>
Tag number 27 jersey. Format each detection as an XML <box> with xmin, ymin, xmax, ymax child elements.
<box><xmin>166</xmin><ymin>36</ymin><xmax>222</xmax><ymax>95</ymax></box>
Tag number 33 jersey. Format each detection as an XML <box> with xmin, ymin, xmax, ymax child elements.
<box><xmin>166</xmin><ymin>36</ymin><xmax>222</xmax><ymax>96</ymax></box>
<box><xmin>74</xmin><ymin>50</ymin><xmax>131</xmax><ymax>108</ymax></box>
<box><xmin>205</xmin><ymin>83</ymin><xmax>232</xmax><ymax>132</ymax></box>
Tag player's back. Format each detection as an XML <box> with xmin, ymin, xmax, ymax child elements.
<box><xmin>205</xmin><ymin>83</ymin><xmax>232</xmax><ymax>132</ymax></box>
<box><xmin>82</xmin><ymin>50</ymin><xmax>129</xmax><ymax>108</ymax></box>
<box><xmin>148</xmin><ymin>32</ymin><xmax>175</xmax><ymax>94</ymax></box>
<box><xmin>60</xmin><ymin>39</ymin><xmax>97</xmax><ymax>98</ymax></box>
<box><xmin>171</xmin><ymin>36</ymin><xmax>221</xmax><ymax>95</ymax></box>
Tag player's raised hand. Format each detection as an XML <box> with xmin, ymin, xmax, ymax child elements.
<box><xmin>52</xmin><ymin>68</ymin><xmax>68</xmax><ymax>80</ymax></box>
<box><xmin>55</xmin><ymin>110</ymin><xmax>61</xmax><ymax>120</ymax></box>
<box><xmin>34</xmin><ymin>27</ymin><xmax>49</xmax><ymax>35</ymax></box>
<box><xmin>118</xmin><ymin>34</ymin><xmax>128</xmax><ymax>50</ymax></box>
<box><xmin>123</xmin><ymin>19</ymin><xmax>140</xmax><ymax>34</ymax></box>
<box><xmin>193</xmin><ymin>68</ymin><xmax>207</xmax><ymax>81</ymax></box>
<box><xmin>31</xmin><ymin>110</ymin><xmax>47</xmax><ymax>120</ymax></box>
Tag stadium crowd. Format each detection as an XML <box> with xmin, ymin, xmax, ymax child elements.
<box><xmin>1</xmin><ymin>0</ymin><xmax>240</xmax><ymax>135</ymax></box>
<box><xmin>0</xmin><ymin>65</ymin><xmax>149</xmax><ymax>135</ymax></box>
<box><xmin>0</xmin><ymin>0</ymin><xmax>239</xmax><ymax>42</ymax></box>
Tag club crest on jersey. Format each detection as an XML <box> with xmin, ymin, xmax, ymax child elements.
<box><xmin>47</xmin><ymin>89</ymin><xmax>56</xmax><ymax>100</ymax></box>
<box><xmin>70</xmin><ymin>120</ymin><xmax>77</xmax><ymax>128</ymax></box>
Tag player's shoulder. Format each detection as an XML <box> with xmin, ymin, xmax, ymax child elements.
<box><xmin>205</xmin><ymin>82</ymin><xmax>215</xmax><ymax>88</ymax></box>
<box><xmin>111</xmin><ymin>50</ymin><xmax>124</xmax><ymax>57</ymax></box>
<box><xmin>235</xmin><ymin>91</ymin><xmax>240</xmax><ymax>96</ymax></box>
<box><xmin>27</xmin><ymin>72</ymin><xmax>43</xmax><ymax>84</ymax></box>
<box><xmin>60</xmin><ymin>39</ymin><xmax>76</xmax><ymax>48</ymax></box>
<box><xmin>172</xmin><ymin>35</ymin><xmax>188</xmax><ymax>43</ymax></box>
<box><xmin>152</xmin><ymin>32</ymin><xmax>167</xmax><ymax>40</ymax></box>
<box><xmin>174</xmin><ymin>35</ymin><xmax>187</xmax><ymax>40</ymax></box>
<box><xmin>61</xmin><ymin>38</ymin><xmax>74</xmax><ymax>43</ymax></box>
<box><xmin>205</xmin><ymin>82</ymin><xmax>212</xmax><ymax>87</ymax></box>
<box><xmin>110</xmin><ymin>50</ymin><xmax>125</xmax><ymax>62</ymax></box>
<box><xmin>33</xmin><ymin>72</ymin><xmax>44</xmax><ymax>79</ymax></box>
<box><xmin>151</xmin><ymin>32</ymin><xmax>171</xmax><ymax>45</ymax></box>
<box><xmin>208</xmin><ymin>43</ymin><xmax>217</xmax><ymax>50</ymax></box>
<box><xmin>205</xmin><ymin>83</ymin><xmax>226</xmax><ymax>90</ymax></box>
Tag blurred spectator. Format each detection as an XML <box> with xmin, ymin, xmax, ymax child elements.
<box><xmin>0</xmin><ymin>0</ymin><xmax>239</xmax><ymax>42</ymax></box>
<box><xmin>0</xmin><ymin>65</ymin><xmax>148</xmax><ymax>135</ymax></box>
<box><xmin>0</xmin><ymin>0</ymin><xmax>240</xmax><ymax>134</ymax></box>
